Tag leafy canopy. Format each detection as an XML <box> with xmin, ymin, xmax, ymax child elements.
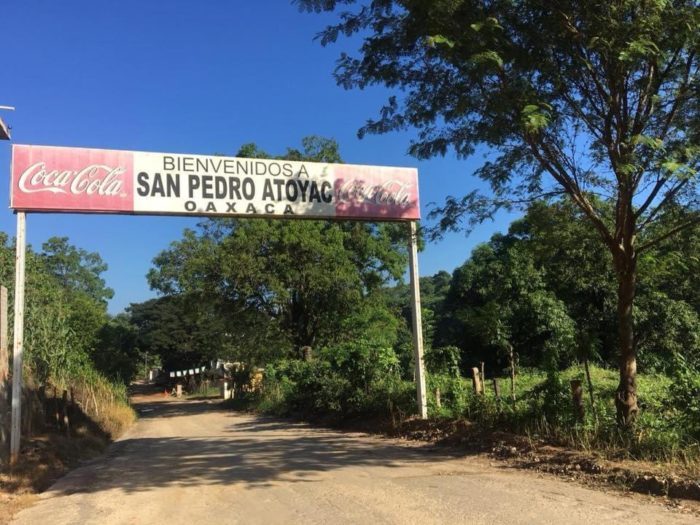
<box><xmin>297</xmin><ymin>0</ymin><xmax>699</xmax><ymax>254</ymax></box>
<box><xmin>147</xmin><ymin>137</ymin><xmax>409</xmax><ymax>357</ymax></box>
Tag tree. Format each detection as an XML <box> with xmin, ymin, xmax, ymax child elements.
<box><xmin>41</xmin><ymin>237</ymin><xmax>114</xmax><ymax>305</ymax></box>
<box><xmin>94</xmin><ymin>314</ymin><xmax>140</xmax><ymax>383</ymax></box>
<box><xmin>442</xmin><ymin>234</ymin><xmax>576</xmax><ymax>373</ymax></box>
<box><xmin>386</xmin><ymin>271</ymin><xmax>451</xmax><ymax>351</ymax></box>
<box><xmin>297</xmin><ymin>0</ymin><xmax>699</xmax><ymax>425</ymax></box>
<box><xmin>0</xmin><ymin>234</ymin><xmax>114</xmax><ymax>383</ymax></box>
<box><xmin>127</xmin><ymin>296</ymin><xmax>217</xmax><ymax>370</ymax></box>
<box><xmin>40</xmin><ymin>237</ymin><xmax>113</xmax><ymax>355</ymax></box>
<box><xmin>147</xmin><ymin>137</ymin><xmax>408</xmax><ymax>360</ymax></box>
<box><xmin>436</xmin><ymin>201</ymin><xmax>699</xmax><ymax>375</ymax></box>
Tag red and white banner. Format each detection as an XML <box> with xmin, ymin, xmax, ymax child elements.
<box><xmin>10</xmin><ymin>145</ymin><xmax>420</xmax><ymax>220</ymax></box>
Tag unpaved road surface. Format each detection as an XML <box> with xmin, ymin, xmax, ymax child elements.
<box><xmin>12</xmin><ymin>396</ymin><xmax>697</xmax><ymax>525</ymax></box>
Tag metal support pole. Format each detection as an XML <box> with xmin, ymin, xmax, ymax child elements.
<box><xmin>408</xmin><ymin>221</ymin><xmax>428</xmax><ymax>419</ymax></box>
<box><xmin>10</xmin><ymin>212</ymin><xmax>26</xmax><ymax>465</ymax></box>
<box><xmin>0</xmin><ymin>285</ymin><xmax>8</xmax><ymax>463</ymax></box>
<box><xmin>0</xmin><ymin>287</ymin><xmax>7</xmax><ymax>377</ymax></box>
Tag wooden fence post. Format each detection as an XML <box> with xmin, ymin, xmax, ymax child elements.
<box><xmin>471</xmin><ymin>367</ymin><xmax>482</xmax><ymax>395</ymax></box>
<box><xmin>508</xmin><ymin>344</ymin><xmax>516</xmax><ymax>402</ymax></box>
<box><xmin>492</xmin><ymin>378</ymin><xmax>500</xmax><ymax>399</ymax></box>
<box><xmin>570</xmin><ymin>380</ymin><xmax>585</xmax><ymax>422</ymax></box>
<box><xmin>301</xmin><ymin>346</ymin><xmax>313</xmax><ymax>362</ymax></box>
<box><xmin>62</xmin><ymin>390</ymin><xmax>70</xmax><ymax>437</ymax></box>
<box><xmin>53</xmin><ymin>387</ymin><xmax>60</xmax><ymax>429</ymax></box>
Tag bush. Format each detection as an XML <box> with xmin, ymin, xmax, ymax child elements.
<box><xmin>668</xmin><ymin>357</ymin><xmax>700</xmax><ymax>441</ymax></box>
<box><xmin>248</xmin><ymin>354</ymin><xmax>700</xmax><ymax>464</ymax></box>
<box><xmin>427</xmin><ymin>373</ymin><xmax>471</xmax><ymax>418</ymax></box>
<box><xmin>255</xmin><ymin>351</ymin><xmax>413</xmax><ymax>423</ymax></box>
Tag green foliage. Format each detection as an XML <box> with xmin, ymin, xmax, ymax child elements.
<box><xmin>41</xmin><ymin>236</ymin><xmax>114</xmax><ymax>305</ymax></box>
<box><xmin>0</xmin><ymin>234</ymin><xmax>116</xmax><ymax>382</ymax></box>
<box><xmin>668</xmin><ymin>356</ymin><xmax>700</xmax><ymax>441</ymax></box>
<box><xmin>298</xmin><ymin>0</ymin><xmax>699</xmax><ymax>243</ymax></box>
<box><xmin>432</xmin><ymin>201</ymin><xmax>699</xmax><ymax>374</ymax></box>
<box><xmin>320</xmin><ymin>338</ymin><xmax>400</xmax><ymax>392</ymax></box>
<box><xmin>0</xmin><ymin>232</ymin><xmax>135</xmax><ymax>437</ymax></box>
<box><xmin>249</xmin><ymin>328</ymin><xmax>411</xmax><ymax>422</ymax></box>
<box><xmin>427</xmin><ymin>373</ymin><xmax>471</xmax><ymax>418</ymax></box>
<box><xmin>425</xmin><ymin>346</ymin><xmax>461</xmax><ymax>376</ymax></box>
<box><xmin>256</xmin><ymin>352</ymin><xmax>413</xmax><ymax>422</ymax></box>
<box><xmin>299</xmin><ymin>0</ymin><xmax>700</xmax><ymax>426</ymax></box>
<box><xmin>149</xmin><ymin>218</ymin><xmax>406</xmax><ymax>353</ymax></box>
<box><xmin>386</xmin><ymin>270</ymin><xmax>451</xmax><ymax>353</ymax></box>
<box><xmin>146</xmin><ymin>137</ymin><xmax>408</xmax><ymax>365</ymax></box>
<box><xmin>94</xmin><ymin>314</ymin><xmax>140</xmax><ymax>383</ymax></box>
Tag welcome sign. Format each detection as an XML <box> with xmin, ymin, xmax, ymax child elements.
<box><xmin>10</xmin><ymin>145</ymin><xmax>420</xmax><ymax>220</ymax></box>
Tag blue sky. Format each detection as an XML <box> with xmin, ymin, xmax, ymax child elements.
<box><xmin>0</xmin><ymin>1</ymin><xmax>516</xmax><ymax>314</ymax></box>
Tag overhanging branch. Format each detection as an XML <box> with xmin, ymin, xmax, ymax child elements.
<box><xmin>637</xmin><ymin>216</ymin><xmax>700</xmax><ymax>253</ymax></box>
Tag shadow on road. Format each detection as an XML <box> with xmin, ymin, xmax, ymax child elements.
<box><xmin>47</xmin><ymin>398</ymin><xmax>465</xmax><ymax>496</ymax></box>
<box><xmin>134</xmin><ymin>399</ymin><xmax>218</xmax><ymax>419</ymax></box>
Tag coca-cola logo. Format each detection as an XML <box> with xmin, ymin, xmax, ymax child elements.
<box><xmin>18</xmin><ymin>162</ymin><xmax>126</xmax><ymax>196</ymax></box>
<box><xmin>337</xmin><ymin>179</ymin><xmax>412</xmax><ymax>207</ymax></box>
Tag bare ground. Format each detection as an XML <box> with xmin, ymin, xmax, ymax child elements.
<box><xmin>9</xmin><ymin>392</ymin><xmax>700</xmax><ymax>525</ymax></box>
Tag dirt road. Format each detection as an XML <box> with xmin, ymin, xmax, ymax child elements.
<box><xmin>11</xmin><ymin>396</ymin><xmax>697</xmax><ymax>525</ymax></box>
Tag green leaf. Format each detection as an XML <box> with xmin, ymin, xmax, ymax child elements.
<box><xmin>471</xmin><ymin>50</ymin><xmax>504</xmax><ymax>68</ymax></box>
<box><xmin>619</xmin><ymin>39</ymin><xmax>661</xmax><ymax>62</ymax></box>
<box><xmin>632</xmin><ymin>134</ymin><xmax>665</xmax><ymax>151</ymax></box>
<box><xmin>426</xmin><ymin>35</ymin><xmax>455</xmax><ymax>48</ymax></box>
<box><xmin>471</xmin><ymin>17</ymin><xmax>503</xmax><ymax>32</ymax></box>
<box><xmin>521</xmin><ymin>104</ymin><xmax>550</xmax><ymax>134</ymax></box>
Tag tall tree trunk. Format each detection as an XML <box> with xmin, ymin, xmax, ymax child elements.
<box><xmin>614</xmin><ymin>252</ymin><xmax>638</xmax><ymax>426</ymax></box>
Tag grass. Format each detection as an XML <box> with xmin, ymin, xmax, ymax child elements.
<box><xmin>0</xmin><ymin>376</ymin><xmax>135</xmax><ymax>524</ymax></box>
<box><xmin>236</xmin><ymin>358</ymin><xmax>699</xmax><ymax>470</ymax></box>
<box><xmin>425</xmin><ymin>364</ymin><xmax>699</xmax><ymax>467</ymax></box>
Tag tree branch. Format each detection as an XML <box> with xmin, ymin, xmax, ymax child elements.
<box><xmin>637</xmin><ymin>217</ymin><xmax>700</xmax><ymax>253</ymax></box>
<box><xmin>636</xmin><ymin>178</ymin><xmax>690</xmax><ymax>231</ymax></box>
<box><xmin>526</xmin><ymin>136</ymin><xmax>616</xmax><ymax>251</ymax></box>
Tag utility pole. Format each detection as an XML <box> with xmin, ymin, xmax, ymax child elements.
<box><xmin>0</xmin><ymin>106</ymin><xmax>21</xmax><ymax>465</ymax></box>
<box><xmin>10</xmin><ymin>212</ymin><xmax>26</xmax><ymax>465</ymax></box>
<box><xmin>408</xmin><ymin>221</ymin><xmax>428</xmax><ymax>419</ymax></box>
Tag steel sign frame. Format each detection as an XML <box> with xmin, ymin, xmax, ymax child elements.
<box><xmin>10</xmin><ymin>144</ymin><xmax>420</xmax><ymax>221</ymax></box>
<box><xmin>5</xmin><ymin>143</ymin><xmax>427</xmax><ymax>465</ymax></box>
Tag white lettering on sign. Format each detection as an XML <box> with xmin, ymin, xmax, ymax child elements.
<box><xmin>11</xmin><ymin>145</ymin><xmax>420</xmax><ymax>220</ymax></box>
<box><xmin>17</xmin><ymin>162</ymin><xmax>125</xmax><ymax>196</ymax></box>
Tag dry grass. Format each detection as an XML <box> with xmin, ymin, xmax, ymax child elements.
<box><xmin>0</xmin><ymin>429</ymin><xmax>108</xmax><ymax>523</ymax></box>
<box><xmin>92</xmin><ymin>403</ymin><xmax>137</xmax><ymax>439</ymax></box>
<box><xmin>0</xmin><ymin>380</ymin><xmax>136</xmax><ymax>522</ymax></box>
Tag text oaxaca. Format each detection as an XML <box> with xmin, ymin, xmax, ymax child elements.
<box><xmin>10</xmin><ymin>145</ymin><xmax>420</xmax><ymax>221</ymax></box>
